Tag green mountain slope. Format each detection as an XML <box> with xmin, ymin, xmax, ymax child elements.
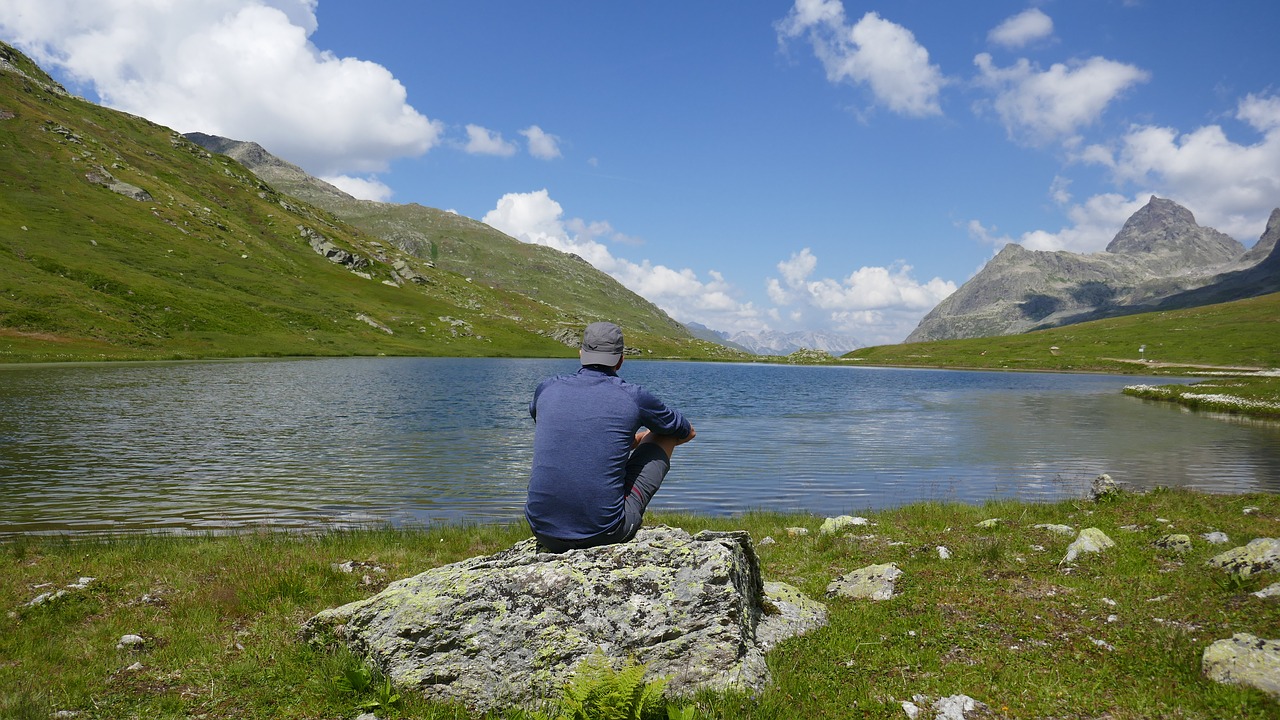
<box><xmin>182</xmin><ymin>132</ymin><xmax>690</xmax><ymax>341</ymax></box>
<box><xmin>0</xmin><ymin>43</ymin><xmax>733</xmax><ymax>363</ymax></box>
<box><xmin>845</xmin><ymin>291</ymin><xmax>1280</xmax><ymax>373</ymax></box>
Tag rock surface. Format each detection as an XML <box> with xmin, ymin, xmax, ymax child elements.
<box><xmin>819</xmin><ymin>515</ymin><xmax>871</xmax><ymax>535</ymax></box>
<box><xmin>1202</xmin><ymin>633</ymin><xmax>1280</xmax><ymax>698</ymax></box>
<box><xmin>1207</xmin><ymin>538</ymin><xmax>1280</xmax><ymax>578</ymax></box>
<box><xmin>302</xmin><ymin>527</ymin><xmax>825</xmax><ymax>713</ymax></box>
<box><xmin>825</xmin><ymin>563</ymin><xmax>902</xmax><ymax>601</ymax></box>
<box><xmin>1062</xmin><ymin>528</ymin><xmax>1115</xmax><ymax>564</ymax></box>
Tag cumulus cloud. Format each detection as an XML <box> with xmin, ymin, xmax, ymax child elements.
<box><xmin>1085</xmin><ymin>93</ymin><xmax>1280</xmax><ymax>240</ymax></box>
<box><xmin>0</xmin><ymin>0</ymin><xmax>443</xmax><ymax>177</ymax></box>
<box><xmin>766</xmin><ymin>248</ymin><xmax>957</xmax><ymax>344</ymax></box>
<box><xmin>481</xmin><ymin>190</ymin><xmax>767</xmax><ymax>333</ymax></box>
<box><xmin>520</xmin><ymin>125</ymin><xmax>562</xmax><ymax>160</ymax></box>
<box><xmin>778</xmin><ymin>1</ymin><xmax>945</xmax><ymax>117</ymax></box>
<box><xmin>321</xmin><ymin>174</ymin><xmax>395</xmax><ymax>203</ymax></box>
<box><xmin>464</xmin><ymin>125</ymin><xmax>517</xmax><ymax>156</ymax></box>
<box><xmin>987</xmin><ymin>8</ymin><xmax>1054</xmax><ymax>48</ymax></box>
<box><xmin>974</xmin><ymin>53</ymin><xmax>1149</xmax><ymax>146</ymax></box>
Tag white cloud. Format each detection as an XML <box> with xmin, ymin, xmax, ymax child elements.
<box><xmin>464</xmin><ymin>125</ymin><xmax>517</xmax><ymax>156</ymax></box>
<box><xmin>520</xmin><ymin>125</ymin><xmax>562</xmax><ymax>160</ymax></box>
<box><xmin>778</xmin><ymin>2</ymin><xmax>945</xmax><ymax>117</ymax></box>
<box><xmin>974</xmin><ymin>53</ymin><xmax>1149</xmax><ymax>146</ymax></box>
<box><xmin>767</xmin><ymin>248</ymin><xmax>957</xmax><ymax>344</ymax></box>
<box><xmin>1014</xmin><ymin>193</ymin><xmax>1150</xmax><ymax>253</ymax></box>
<box><xmin>481</xmin><ymin>190</ymin><xmax>767</xmax><ymax>333</ymax></box>
<box><xmin>1087</xmin><ymin>93</ymin><xmax>1280</xmax><ymax>240</ymax></box>
<box><xmin>321</xmin><ymin>174</ymin><xmax>394</xmax><ymax>202</ymax></box>
<box><xmin>0</xmin><ymin>0</ymin><xmax>443</xmax><ymax>177</ymax></box>
<box><xmin>987</xmin><ymin>8</ymin><xmax>1054</xmax><ymax>49</ymax></box>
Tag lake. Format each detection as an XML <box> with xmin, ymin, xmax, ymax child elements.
<box><xmin>1</xmin><ymin>357</ymin><xmax>1277</xmax><ymax>537</ymax></box>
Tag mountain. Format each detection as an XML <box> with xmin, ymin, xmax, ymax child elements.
<box><xmin>0</xmin><ymin>41</ymin><xmax>730</xmax><ymax>362</ymax></box>
<box><xmin>686</xmin><ymin>325</ymin><xmax>862</xmax><ymax>356</ymax></box>
<box><xmin>182</xmin><ymin>133</ymin><xmax>694</xmax><ymax>346</ymax></box>
<box><xmin>906</xmin><ymin>196</ymin><xmax>1274</xmax><ymax>342</ymax></box>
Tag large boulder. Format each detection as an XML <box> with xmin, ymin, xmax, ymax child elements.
<box><xmin>302</xmin><ymin>527</ymin><xmax>825</xmax><ymax>714</ymax></box>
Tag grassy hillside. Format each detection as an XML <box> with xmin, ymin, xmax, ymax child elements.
<box><xmin>0</xmin><ymin>43</ymin><xmax>739</xmax><ymax>364</ymax></box>
<box><xmin>845</xmin><ymin>291</ymin><xmax>1280</xmax><ymax>374</ymax></box>
<box><xmin>182</xmin><ymin>132</ymin><xmax>702</xmax><ymax>347</ymax></box>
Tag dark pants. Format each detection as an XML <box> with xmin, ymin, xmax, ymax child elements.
<box><xmin>534</xmin><ymin>443</ymin><xmax>671</xmax><ymax>553</ymax></box>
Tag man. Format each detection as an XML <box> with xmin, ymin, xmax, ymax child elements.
<box><xmin>525</xmin><ymin>321</ymin><xmax>695</xmax><ymax>552</ymax></box>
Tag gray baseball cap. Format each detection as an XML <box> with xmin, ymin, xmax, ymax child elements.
<box><xmin>579</xmin><ymin>321</ymin><xmax>624</xmax><ymax>366</ymax></box>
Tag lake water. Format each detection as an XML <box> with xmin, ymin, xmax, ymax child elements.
<box><xmin>1</xmin><ymin>357</ymin><xmax>1277</xmax><ymax>537</ymax></box>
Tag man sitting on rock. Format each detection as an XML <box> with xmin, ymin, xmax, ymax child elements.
<box><xmin>525</xmin><ymin>321</ymin><xmax>695</xmax><ymax>553</ymax></box>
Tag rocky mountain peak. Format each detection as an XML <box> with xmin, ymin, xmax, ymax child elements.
<box><xmin>1106</xmin><ymin>196</ymin><xmax>1199</xmax><ymax>254</ymax></box>
<box><xmin>1105</xmin><ymin>196</ymin><xmax>1243</xmax><ymax>262</ymax></box>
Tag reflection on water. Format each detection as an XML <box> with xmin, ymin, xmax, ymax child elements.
<box><xmin>1</xmin><ymin>358</ymin><xmax>1277</xmax><ymax>536</ymax></box>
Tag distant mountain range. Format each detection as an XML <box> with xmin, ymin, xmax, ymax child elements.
<box><xmin>685</xmin><ymin>323</ymin><xmax>863</xmax><ymax>356</ymax></box>
<box><xmin>907</xmin><ymin>196</ymin><xmax>1280</xmax><ymax>342</ymax></box>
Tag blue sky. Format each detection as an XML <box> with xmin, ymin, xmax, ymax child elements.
<box><xmin>4</xmin><ymin>1</ymin><xmax>1279</xmax><ymax>344</ymax></box>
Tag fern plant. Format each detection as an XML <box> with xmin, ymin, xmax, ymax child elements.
<box><xmin>523</xmin><ymin>654</ymin><xmax>694</xmax><ymax>720</ymax></box>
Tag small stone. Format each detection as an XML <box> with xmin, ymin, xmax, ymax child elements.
<box><xmin>1033</xmin><ymin>523</ymin><xmax>1075</xmax><ymax>536</ymax></box>
<box><xmin>1202</xmin><ymin>633</ymin><xmax>1280</xmax><ymax>698</ymax></box>
<box><xmin>937</xmin><ymin>546</ymin><xmax>952</xmax><ymax>560</ymax></box>
<box><xmin>52</xmin><ymin>711</ymin><xmax>80</xmax><ymax>719</ymax></box>
<box><xmin>1154</xmin><ymin>534</ymin><xmax>1193</xmax><ymax>553</ymax></box>
<box><xmin>1091</xmin><ymin>637</ymin><xmax>1115</xmax><ymax>651</ymax></box>
<box><xmin>976</xmin><ymin>518</ymin><xmax>1001</xmax><ymax>529</ymax></box>
<box><xmin>901</xmin><ymin>700</ymin><xmax>922</xmax><ymax>720</ymax></box>
<box><xmin>1107</xmin><ymin>614</ymin><xmax>1119</xmax><ymax>623</ymax></box>
<box><xmin>1062</xmin><ymin>528</ymin><xmax>1115</xmax><ymax>564</ymax></box>
<box><xmin>785</xmin><ymin>527</ymin><xmax>809</xmax><ymax>537</ymax></box>
<box><xmin>758</xmin><ymin>536</ymin><xmax>776</xmax><ymax>547</ymax></box>
<box><xmin>932</xmin><ymin>694</ymin><xmax>989</xmax><ymax>720</ymax></box>
<box><xmin>1202</xmin><ymin>531</ymin><xmax>1230</xmax><ymax>545</ymax></box>
<box><xmin>116</xmin><ymin>634</ymin><xmax>145</xmax><ymax>650</ymax></box>
<box><xmin>819</xmin><ymin>516</ymin><xmax>871</xmax><ymax>535</ymax></box>
<box><xmin>125</xmin><ymin>662</ymin><xmax>144</xmax><ymax>672</ymax></box>
<box><xmin>826</xmin><ymin>563</ymin><xmax>902</xmax><ymax>601</ymax></box>
<box><xmin>1090</xmin><ymin>473</ymin><xmax>1120</xmax><ymax>501</ymax></box>
<box><xmin>1253</xmin><ymin>582</ymin><xmax>1280</xmax><ymax>599</ymax></box>
<box><xmin>1102</xmin><ymin>597</ymin><xmax>1117</xmax><ymax>606</ymax></box>
<box><xmin>1244</xmin><ymin>507</ymin><xmax>1260</xmax><ymax>515</ymax></box>
<box><xmin>1156</xmin><ymin>518</ymin><xmax>1171</xmax><ymax>524</ymax></box>
<box><xmin>67</xmin><ymin>577</ymin><xmax>95</xmax><ymax>589</ymax></box>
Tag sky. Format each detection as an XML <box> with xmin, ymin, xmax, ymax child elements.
<box><xmin>3</xmin><ymin>1</ymin><xmax>1279</xmax><ymax>345</ymax></box>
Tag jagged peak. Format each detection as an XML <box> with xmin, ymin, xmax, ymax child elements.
<box><xmin>1105</xmin><ymin>196</ymin><xmax>1199</xmax><ymax>254</ymax></box>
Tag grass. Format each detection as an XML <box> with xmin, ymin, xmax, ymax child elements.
<box><xmin>3</xmin><ymin>489</ymin><xmax>1278</xmax><ymax>719</ymax></box>
<box><xmin>843</xmin><ymin>291</ymin><xmax>1280</xmax><ymax>420</ymax></box>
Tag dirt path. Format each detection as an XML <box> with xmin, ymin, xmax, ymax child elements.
<box><xmin>1100</xmin><ymin>357</ymin><xmax>1271</xmax><ymax>372</ymax></box>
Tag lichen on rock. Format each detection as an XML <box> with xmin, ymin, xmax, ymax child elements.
<box><xmin>1207</xmin><ymin>537</ymin><xmax>1280</xmax><ymax>578</ymax></box>
<box><xmin>302</xmin><ymin>526</ymin><xmax>825</xmax><ymax>714</ymax></box>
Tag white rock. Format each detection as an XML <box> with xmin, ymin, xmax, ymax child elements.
<box><xmin>1033</xmin><ymin>523</ymin><xmax>1076</xmax><ymax>536</ymax></box>
<box><xmin>937</xmin><ymin>546</ymin><xmax>952</xmax><ymax>560</ymax></box>
<box><xmin>116</xmin><ymin>634</ymin><xmax>145</xmax><ymax>649</ymax></box>
<box><xmin>1202</xmin><ymin>532</ymin><xmax>1230</xmax><ymax>545</ymax></box>
<box><xmin>125</xmin><ymin>662</ymin><xmax>144</xmax><ymax>672</ymax></box>
<box><xmin>933</xmin><ymin>694</ymin><xmax>988</xmax><ymax>720</ymax></box>
<box><xmin>758</xmin><ymin>536</ymin><xmax>776</xmax><ymax>547</ymax></box>
<box><xmin>901</xmin><ymin>700</ymin><xmax>921</xmax><ymax>719</ymax></box>
<box><xmin>1253</xmin><ymin>582</ymin><xmax>1280</xmax><ymax>599</ymax></box>
<box><xmin>1062</xmin><ymin>528</ymin><xmax>1115</xmax><ymax>564</ymax></box>
<box><xmin>819</xmin><ymin>516</ymin><xmax>872</xmax><ymax>535</ymax></box>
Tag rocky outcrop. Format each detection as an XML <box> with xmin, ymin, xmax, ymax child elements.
<box><xmin>302</xmin><ymin>527</ymin><xmax>825</xmax><ymax>714</ymax></box>
<box><xmin>907</xmin><ymin>196</ymin><xmax>1272</xmax><ymax>342</ymax></box>
<box><xmin>298</xmin><ymin>225</ymin><xmax>370</xmax><ymax>272</ymax></box>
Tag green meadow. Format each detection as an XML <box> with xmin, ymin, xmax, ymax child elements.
<box><xmin>4</xmin><ymin>489</ymin><xmax>1278</xmax><ymax>719</ymax></box>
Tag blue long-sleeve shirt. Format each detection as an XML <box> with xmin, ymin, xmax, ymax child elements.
<box><xmin>524</xmin><ymin>365</ymin><xmax>691</xmax><ymax>541</ymax></box>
